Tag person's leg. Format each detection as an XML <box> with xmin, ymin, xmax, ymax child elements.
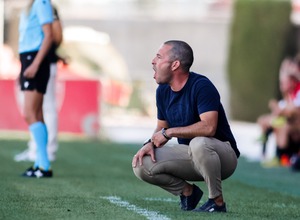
<box><xmin>27</xmin><ymin>134</ymin><xmax>37</xmax><ymax>160</ymax></box>
<box><xmin>13</xmin><ymin>136</ymin><xmax>36</xmax><ymax>162</ymax></box>
<box><xmin>270</xmin><ymin>124</ymin><xmax>290</xmax><ymax>166</ymax></box>
<box><xmin>262</xmin><ymin>127</ymin><xmax>273</xmax><ymax>157</ymax></box>
<box><xmin>15</xmin><ymin>63</ymin><xmax>58</xmax><ymax>162</ymax></box>
<box><xmin>274</xmin><ymin>124</ymin><xmax>289</xmax><ymax>150</ymax></box>
<box><xmin>257</xmin><ymin>114</ymin><xmax>273</xmax><ymax>133</ymax></box>
<box><xmin>133</xmin><ymin>144</ymin><xmax>202</xmax><ymax>195</ymax></box>
<box><xmin>43</xmin><ymin>63</ymin><xmax>58</xmax><ymax>160</ymax></box>
<box><xmin>189</xmin><ymin>137</ymin><xmax>237</xmax><ymax>213</ymax></box>
<box><xmin>189</xmin><ymin>137</ymin><xmax>237</xmax><ymax>200</ymax></box>
<box><xmin>133</xmin><ymin>144</ymin><xmax>205</xmax><ymax>211</ymax></box>
<box><xmin>257</xmin><ymin>114</ymin><xmax>275</xmax><ymax>158</ymax></box>
<box><xmin>13</xmin><ymin>92</ymin><xmax>37</xmax><ymax>162</ymax></box>
<box><xmin>23</xmin><ymin>90</ymin><xmax>50</xmax><ymax>171</ymax></box>
<box><xmin>29</xmin><ymin>121</ymin><xmax>49</xmax><ymax>170</ymax></box>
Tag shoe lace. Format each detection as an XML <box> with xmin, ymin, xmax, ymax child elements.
<box><xmin>202</xmin><ymin>199</ymin><xmax>214</xmax><ymax>210</ymax></box>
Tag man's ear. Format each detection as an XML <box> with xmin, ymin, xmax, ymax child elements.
<box><xmin>171</xmin><ymin>60</ymin><xmax>180</xmax><ymax>71</ymax></box>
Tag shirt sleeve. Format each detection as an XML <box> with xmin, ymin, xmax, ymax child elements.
<box><xmin>196</xmin><ymin>79</ymin><xmax>220</xmax><ymax>114</ymax></box>
<box><xmin>36</xmin><ymin>0</ymin><xmax>53</xmax><ymax>25</ymax></box>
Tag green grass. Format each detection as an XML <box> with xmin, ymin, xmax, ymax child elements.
<box><xmin>0</xmin><ymin>137</ymin><xmax>300</xmax><ymax>220</ymax></box>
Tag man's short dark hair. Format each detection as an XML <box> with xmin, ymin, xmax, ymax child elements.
<box><xmin>164</xmin><ymin>40</ymin><xmax>194</xmax><ymax>72</ymax></box>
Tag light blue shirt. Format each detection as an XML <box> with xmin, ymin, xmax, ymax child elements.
<box><xmin>18</xmin><ymin>0</ymin><xmax>53</xmax><ymax>53</ymax></box>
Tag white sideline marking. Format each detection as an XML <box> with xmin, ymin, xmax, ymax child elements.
<box><xmin>144</xmin><ymin>198</ymin><xmax>177</xmax><ymax>203</ymax></box>
<box><xmin>101</xmin><ymin>196</ymin><xmax>171</xmax><ymax>220</ymax></box>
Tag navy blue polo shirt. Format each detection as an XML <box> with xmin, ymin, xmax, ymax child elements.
<box><xmin>156</xmin><ymin>72</ymin><xmax>239</xmax><ymax>157</ymax></box>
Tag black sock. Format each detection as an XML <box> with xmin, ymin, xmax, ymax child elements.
<box><xmin>262</xmin><ymin>128</ymin><xmax>273</xmax><ymax>156</ymax></box>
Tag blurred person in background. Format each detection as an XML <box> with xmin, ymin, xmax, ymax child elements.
<box><xmin>132</xmin><ymin>40</ymin><xmax>240</xmax><ymax>213</ymax></box>
<box><xmin>15</xmin><ymin>2</ymin><xmax>63</xmax><ymax>163</ymax></box>
<box><xmin>257</xmin><ymin>57</ymin><xmax>300</xmax><ymax>168</ymax></box>
<box><xmin>18</xmin><ymin>0</ymin><xmax>53</xmax><ymax>178</ymax></box>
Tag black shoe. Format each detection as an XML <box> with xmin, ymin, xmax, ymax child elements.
<box><xmin>180</xmin><ymin>184</ymin><xmax>203</xmax><ymax>211</ymax></box>
<box><xmin>33</xmin><ymin>168</ymin><xmax>53</xmax><ymax>178</ymax></box>
<box><xmin>22</xmin><ymin>166</ymin><xmax>38</xmax><ymax>177</ymax></box>
<box><xmin>22</xmin><ymin>167</ymin><xmax>53</xmax><ymax>178</ymax></box>
<box><xmin>193</xmin><ymin>199</ymin><xmax>227</xmax><ymax>213</ymax></box>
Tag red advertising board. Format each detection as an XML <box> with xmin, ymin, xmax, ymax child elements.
<box><xmin>0</xmin><ymin>79</ymin><xmax>101</xmax><ymax>136</ymax></box>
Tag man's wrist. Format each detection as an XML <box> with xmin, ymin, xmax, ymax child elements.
<box><xmin>162</xmin><ymin>128</ymin><xmax>172</xmax><ymax>140</ymax></box>
<box><xmin>143</xmin><ymin>138</ymin><xmax>157</xmax><ymax>148</ymax></box>
<box><xmin>143</xmin><ymin>138</ymin><xmax>152</xmax><ymax>146</ymax></box>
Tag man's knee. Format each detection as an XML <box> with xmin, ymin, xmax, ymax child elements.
<box><xmin>189</xmin><ymin>137</ymin><xmax>210</xmax><ymax>157</ymax></box>
<box><xmin>133</xmin><ymin>165</ymin><xmax>144</xmax><ymax>181</ymax></box>
<box><xmin>132</xmin><ymin>157</ymin><xmax>152</xmax><ymax>182</ymax></box>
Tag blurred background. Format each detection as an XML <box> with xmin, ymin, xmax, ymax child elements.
<box><xmin>0</xmin><ymin>0</ymin><xmax>299</xmax><ymax>150</ymax></box>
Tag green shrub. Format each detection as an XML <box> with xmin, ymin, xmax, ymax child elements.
<box><xmin>228</xmin><ymin>0</ymin><xmax>296</xmax><ymax>122</ymax></box>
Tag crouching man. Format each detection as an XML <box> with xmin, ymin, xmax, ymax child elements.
<box><xmin>132</xmin><ymin>40</ymin><xmax>240</xmax><ymax>213</ymax></box>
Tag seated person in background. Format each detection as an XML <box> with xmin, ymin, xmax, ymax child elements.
<box><xmin>257</xmin><ymin>57</ymin><xmax>300</xmax><ymax>167</ymax></box>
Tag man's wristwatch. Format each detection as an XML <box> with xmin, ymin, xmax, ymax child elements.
<box><xmin>161</xmin><ymin>128</ymin><xmax>172</xmax><ymax>140</ymax></box>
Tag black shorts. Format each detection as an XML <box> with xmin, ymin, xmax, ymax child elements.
<box><xmin>19</xmin><ymin>51</ymin><xmax>50</xmax><ymax>94</ymax></box>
